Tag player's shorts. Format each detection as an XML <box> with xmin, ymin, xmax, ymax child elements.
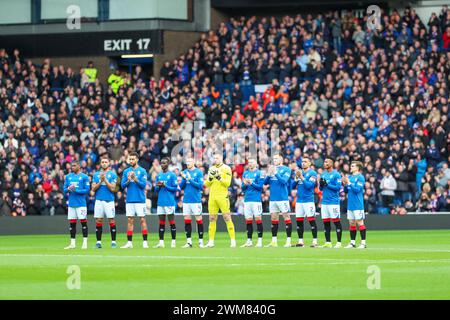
<box><xmin>183</xmin><ymin>203</ymin><xmax>203</xmax><ymax>216</ymax></box>
<box><xmin>269</xmin><ymin>201</ymin><xmax>290</xmax><ymax>214</ymax></box>
<box><xmin>94</xmin><ymin>200</ymin><xmax>115</xmax><ymax>219</ymax></box>
<box><xmin>295</xmin><ymin>202</ymin><xmax>316</xmax><ymax>218</ymax></box>
<box><xmin>157</xmin><ymin>206</ymin><xmax>176</xmax><ymax>215</ymax></box>
<box><xmin>244</xmin><ymin>202</ymin><xmax>263</xmax><ymax>219</ymax></box>
<box><xmin>126</xmin><ymin>203</ymin><xmax>147</xmax><ymax>217</ymax></box>
<box><xmin>347</xmin><ymin>210</ymin><xmax>365</xmax><ymax>220</ymax></box>
<box><xmin>208</xmin><ymin>195</ymin><xmax>230</xmax><ymax>215</ymax></box>
<box><xmin>68</xmin><ymin>207</ymin><xmax>87</xmax><ymax>220</ymax></box>
<box><xmin>321</xmin><ymin>204</ymin><xmax>340</xmax><ymax>219</ymax></box>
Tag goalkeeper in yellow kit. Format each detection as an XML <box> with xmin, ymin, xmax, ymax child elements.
<box><xmin>204</xmin><ymin>153</ymin><xmax>237</xmax><ymax>248</ymax></box>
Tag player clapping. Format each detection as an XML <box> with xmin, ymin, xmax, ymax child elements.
<box><xmin>319</xmin><ymin>158</ymin><xmax>343</xmax><ymax>248</ymax></box>
<box><xmin>63</xmin><ymin>161</ymin><xmax>90</xmax><ymax>249</ymax></box>
<box><xmin>264</xmin><ymin>153</ymin><xmax>293</xmax><ymax>248</ymax></box>
<box><xmin>342</xmin><ymin>161</ymin><xmax>367</xmax><ymax>249</ymax></box>
<box><xmin>180</xmin><ymin>157</ymin><xmax>205</xmax><ymax>248</ymax></box>
<box><xmin>91</xmin><ymin>157</ymin><xmax>119</xmax><ymax>249</ymax></box>
<box><xmin>293</xmin><ymin>157</ymin><xmax>319</xmax><ymax>248</ymax></box>
<box><xmin>120</xmin><ymin>152</ymin><xmax>149</xmax><ymax>249</ymax></box>
<box><xmin>241</xmin><ymin>158</ymin><xmax>264</xmax><ymax>248</ymax></box>
<box><xmin>154</xmin><ymin>157</ymin><xmax>179</xmax><ymax>248</ymax></box>
<box><xmin>204</xmin><ymin>152</ymin><xmax>236</xmax><ymax>248</ymax></box>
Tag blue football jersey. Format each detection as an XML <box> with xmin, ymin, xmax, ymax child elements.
<box><xmin>242</xmin><ymin>169</ymin><xmax>264</xmax><ymax>202</ymax></box>
<box><xmin>64</xmin><ymin>172</ymin><xmax>90</xmax><ymax>207</ymax></box>
<box><xmin>155</xmin><ymin>171</ymin><xmax>178</xmax><ymax>207</ymax></box>
<box><xmin>320</xmin><ymin>169</ymin><xmax>342</xmax><ymax>205</ymax></box>
<box><xmin>264</xmin><ymin>165</ymin><xmax>292</xmax><ymax>201</ymax></box>
<box><xmin>93</xmin><ymin>170</ymin><xmax>117</xmax><ymax>202</ymax></box>
<box><xmin>121</xmin><ymin>166</ymin><xmax>147</xmax><ymax>203</ymax></box>
<box><xmin>296</xmin><ymin>169</ymin><xmax>317</xmax><ymax>203</ymax></box>
<box><xmin>344</xmin><ymin>173</ymin><xmax>365</xmax><ymax>210</ymax></box>
<box><xmin>179</xmin><ymin>168</ymin><xmax>203</xmax><ymax>204</ymax></box>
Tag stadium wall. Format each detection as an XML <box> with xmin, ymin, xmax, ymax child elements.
<box><xmin>210</xmin><ymin>7</ymin><xmax>230</xmax><ymax>30</ymax></box>
<box><xmin>1</xmin><ymin>214</ymin><xmax>449</xmax><ymax>236</ymax></box>
<box><xmin>154</xmin><ymin>30</ymin><xmax>202</xmax><ymax>79</ymax></box>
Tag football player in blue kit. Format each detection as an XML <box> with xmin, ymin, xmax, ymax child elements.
<box><xmin>154</xmin><ymin>157</ymin><xmax>179</xmax><ymax>248</ymax></box>
<box><xmin>293</xmin><ymin>156</ymin><xmax>319</xmax><ymax>247</ymax></box>
<box><xmin>241</xmin><ymin>158</ymin><xmax>264</xmax><ymax>248</ymax></box>
<box><xmin>91</xmin><ymin>157</ymin><xmax>119</xmax><ymax>249</ymax></box>
<box><xmin>63</xmin><ymin>161</ymin><xmax>90</xmax><ymax>250</ymax></box>
<box><xmin>342</xmin><ymin>161</ymin><xmax>367</xmax><ymax>249</ymax></box>
<box><xmin>319</xmin><ymin>158</ymin><xmax>343</xmax><ymax>248</ymax></box>
<box><xmin>264</xmin><ymin>153</ymin><xmax>293</xmax><ymax>248</ymax></box>
<box><xmin>180</xmin><ymin>156</ymin><xmax>205</xmax><ymax>248</ymax></box>
<box><xmin>120</xmin><ymin>152</ymin><xmax>149</xmax><ymax>249</ymax></box>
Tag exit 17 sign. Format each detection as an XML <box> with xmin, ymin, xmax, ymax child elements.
<box><xmin>104</xmin><ymin>38</ymin><xmax>151</xmax><ymax>52</ymax></box>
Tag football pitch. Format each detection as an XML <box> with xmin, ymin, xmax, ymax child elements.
<box><xmin>1</xmin><ymin>230</ymin><xmax>449</xmax><ymax>300</ymax></box>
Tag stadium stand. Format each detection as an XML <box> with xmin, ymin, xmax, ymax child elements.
<box><xmin>0</xmin><ymin>6</ymin><xmax>449</xmax><ymax>217</ymax></box>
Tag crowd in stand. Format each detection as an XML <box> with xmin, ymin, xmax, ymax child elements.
<box><xmin>1</xmin><ymin>5</ymin><xmax>450</xmax><ymax>217</ymax></box>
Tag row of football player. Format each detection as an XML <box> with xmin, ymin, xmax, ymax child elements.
<box><xmin>63</xmin><ymin>152</ymin><xmax>366</xmax><ymax>249</ymax></box>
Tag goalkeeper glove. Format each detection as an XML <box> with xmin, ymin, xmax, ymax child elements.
<box><xmin>209</xmin><ymin>168</ymin><xmax>217</xmax><ymax>180</ymax></box>
<box><xmin>319</xmin><ymin>178</ymin><xmax>328</xmax><ymax>187</ymax></box>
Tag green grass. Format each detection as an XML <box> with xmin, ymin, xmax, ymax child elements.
<box><xmin>1</xmin><ymin>230</ymin><xmax>450</xmax><ymax>300</ymax></box>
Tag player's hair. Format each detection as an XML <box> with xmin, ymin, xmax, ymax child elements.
<box><xmin>161</xmin><ymin>157</ymin><xmax>171</xmax><ymax>163</ymax></box>
<box><xmin>100</xmin><ymin>156</ymin><xmax>110</xmax><ymax>161</ymax></box>
<box><xmin>71</xmin><ymin>160</ymin><xmax>80</xmax><ymax>166</ymax></box>
<box><xmin>128</xmin><ymin>151</ymin><xmax>139</xmax><ymax>158</ymax></box>
<box><xmin>302</xmin><ymin>156</ymin><xmax>311</xmax><ymax>162</ymax></box>
<box><xmin>325</xmin><ymin>157</ymin><xmax>334</xmax><ymax>164</ymax></box>
<box><xmin>185</xmin><ymin>152</ymin><xmax>194</xmax><ymax>160</ymax></box>
<box><xmin>273</xmin><ymin>152</ymin><xmax>284</xmax><ymax>159</ymax></box>
<box><xmin>351</xmin><ymin>161</ymin><xmax>363</xmax><ymax>171</ymax></box>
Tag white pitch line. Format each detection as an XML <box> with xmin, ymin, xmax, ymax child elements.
<box><xmin>366</xmin><ymin>247</ymin><xmax>450</xmax><ymax>253</ymax></box>
<box><xmin>1</xmin><ymin>254</ymin><xmax>450</xmax><ymax>266</ymax></box>
<box><xmin>114</xmin><ymin>259</ymin><xmax>450</xmax><ymax>267</ymax></box>
<box><xmin>2</xmin><ymin>246</ymin><xmax>450</xmax><ymax>254</ymax></box>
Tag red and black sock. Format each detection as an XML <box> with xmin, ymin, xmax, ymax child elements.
<box><xmin>185</xmin><ymin>219</ymin><xmax>192</xmax><ymax>239</ymax></box>
<box><xmin>80</xmin><ymin>219</ymin><xmax>88</xmax><ymax>238</ymax></box>
<box><xmin>333</xmin><ymin>219</ymin><xmax>342</xmax><ymax>242</ymax></box>
<box><xmin>127</xmin><ymin>230</ymin><xmax>133</xmax><ymax>242</ymax></box>
<box><xmin>246</xmin><ymin>219</ymin><xmax>253</xmax><ymax>239</ymax></box>
<box><xmin>285</xmin><ymin>219</ymin><xmax>292</xmax><ymax>238</ymax></box>
<box><xmin>359</xmin><ymin>225</ymin><xmax>367</xmax><ymax>241</ymax></box>
<box><xmin>159</xmin><ymin>220</ymin><xmax>165</xmax><ymax>240</ymax></box>
<box><xmin>169</xmin><ymin>220</ymin><xmax>176</xmax><ymax>240</ymax></box>
<box><xmin>350</xmin><ymin>225</ymin><xmax>357</xmax><ymax>241</ymax></box>
<box><xmin>69</xmin><ymin>219</ymin><xmax>77</xmax><ymax>239</ymax></box>
<box><xmin>96</xmin><ymin>222</ymin><xmax>103</xmax><ymax>241</ymax></box>
<box><xmin>256</xmin><ymin>220</ymin><xmax>263</xmax><ymax>238</ymax></box>
<box><xmin>296</xmin><ymin>217</ymin><xmax>304</xmax><ymax>239</ymax></box>
<box><xmin>308</xmin><ymin>217</ymin><xmax>317</xmax><ymax>239</ymax></box>
<box><xmin>271</xmin><ymin>220</ymin><xmax>279</xmax><ymax>237</ymax></box>
<box><xmin>197</xmin><ymin>220</ymin><xmax>204</xmax><ymax>239</ymax></box>
<box><xmin>323</xmin><ymin>219</ymin><xmax>331</xmax><ymax>242</ymax></box>
<box><xmin>142</xmin><ymin>229</ymin><xmax>148</xmax><ymax>241</ymax></box>
<box><xmin>110</xmin><ymin>223</ymin><xmax>117</xmax><ymax>241</ymax></box>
